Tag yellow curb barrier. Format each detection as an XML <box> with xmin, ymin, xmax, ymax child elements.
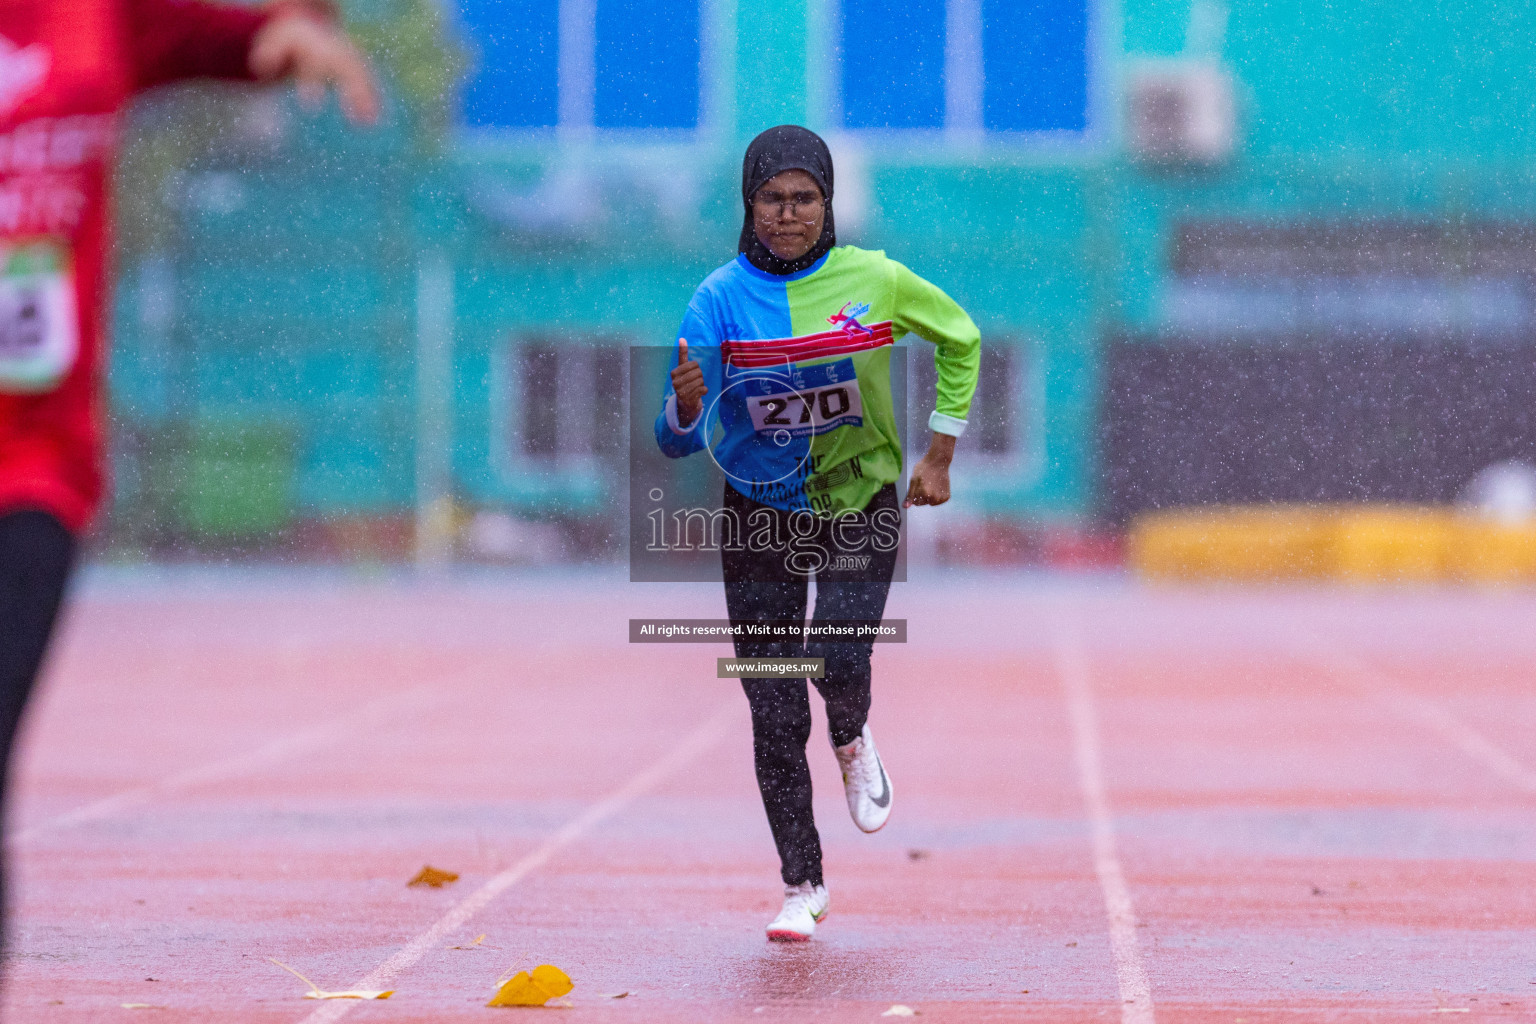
<box><xmin>1129</xmin><ymin>506</ymin><xmax>1335</xmax><ymax>582</ymax></box>
<box><xmin>1450</xmin><ymin>521</ymin><xmax>1536</xmax><ymax>583</ymax></box>
<box><xmin>1130</xmin><ymin>505</ymin><xmax>1536</xmax><ymax>584</ymax></box>
<box><xmin>1333</xmin><ymin>507</ymin><xmax>1457</xmax><ymax>584</ymax></box>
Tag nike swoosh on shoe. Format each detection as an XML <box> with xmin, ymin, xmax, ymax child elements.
<box><xmin>869</xmin><ymin>759</ymin><xmax>890</xmax><ymax>808</ymax></box>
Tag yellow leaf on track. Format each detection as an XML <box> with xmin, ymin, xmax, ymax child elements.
<box><xmin>408</xmin><ymin>865</ymin><xmax>460</xmax><ymax>888</ymax></box>
<box><xmin>487</xmin><ymin>964</ymin><xmax>573</xmax><ymax>1007</ymax></box>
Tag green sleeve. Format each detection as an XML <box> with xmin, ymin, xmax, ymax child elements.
<box><xmin>891</xmin><ymin>260</ymin><xmax>981</xmax><ymax>436</ymax></box>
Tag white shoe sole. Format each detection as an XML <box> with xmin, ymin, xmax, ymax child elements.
<box><xmin>766</xmin><ymin>928</ymin><xmax>812</xmax><ymax>942</ymax></box>
<box><xmin>766</xmin><ymin>909</ymin><xmax>826</xmax><ymax>942</ymax></box>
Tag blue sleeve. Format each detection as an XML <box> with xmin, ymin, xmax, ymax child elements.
<box><xmin>654</xmin><ymin>300</ymin><xmax>722</xmax><ymax>459</ymax></box>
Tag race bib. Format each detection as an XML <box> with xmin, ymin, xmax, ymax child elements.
<box><xmin>0</xmin><ymin>239</ymin><xmax>78</xmax><ymax>394</ymax></box>
<box><xmin>743</xmin><ymin>357</ymin><xmax>864</xmax><ymax>437</ymax></box>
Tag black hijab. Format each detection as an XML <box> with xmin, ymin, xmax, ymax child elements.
<box><xmin>738</xmin><ymin>125</ymin><xmax>837</xmax><ymax>276</ymax></box>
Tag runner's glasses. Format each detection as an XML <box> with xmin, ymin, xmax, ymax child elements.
<box><xmin>754</xmin><ymin>190</ymin><xmax>823</xmax><ymax>216</ymax></box>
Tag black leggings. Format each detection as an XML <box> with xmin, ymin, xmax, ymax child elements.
<box><xmin>0</xmin><ymin>510</ymin><xmax>76</xmax><ymax>938</ymax></box>
<box><xmin>722</xmin><ymin>483</ymin><xmax>899</xmax><ymax>887</ymax></box>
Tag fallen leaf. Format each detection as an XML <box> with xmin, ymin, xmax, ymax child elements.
<box><xmin>449</xmin><ymin>933</ymin><xmax>492</xmax><ymax>950</ymax></box>
<box><xmin>268</xmin><ymin>958</ymin><xmax>394</xmax><ymax>1001</ymax></box>
<box><xmin>882</xmin><ymin>1006</ymin><xmax>918</xmax><ymax>1017</ymax></box>
<box><xmin>600</xmin><ymin>991</ymin><xmax>631</xmax><ymax>999</ymax></box>
<box><xmin>408</xmin><ymin>865</ymin><xmax>460</xmax><ymax>888</ymax></box>
<box><xmin>487</xmin><ymin>964</ymin><xmax>573</xmax><ymax>1007</ymax></box>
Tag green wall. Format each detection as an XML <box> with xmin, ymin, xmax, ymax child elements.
<box><xmin>106</xmin><ymin>0</ymin><xmax>1536</xmax><ymax>541</ymax></box>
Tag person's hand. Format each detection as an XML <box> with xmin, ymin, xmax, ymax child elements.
<box><xmin>671</xmin><ymin>338</ymin><xmax>708</xmax><ymax>427</ymax></box>
<box><xmin>905</xmin><ymin>433</ymin><xmax>956</xmax><ymax>508</ymax></box>
<box><xmin>249</xmin><ymin>11</ymin><xmax>382</xmax><ymax>125</ymax></box>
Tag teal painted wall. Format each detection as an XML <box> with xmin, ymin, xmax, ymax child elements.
<box><xmin>106</xmin><ymin>0</ymin><xmax>1536</xmax><ymax>540</ymax></box>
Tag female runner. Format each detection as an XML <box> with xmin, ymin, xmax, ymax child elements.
<box><xmin>655</xmin><ymin>125</ymin><xmax>980</xmax><ymax>941</ymax></box>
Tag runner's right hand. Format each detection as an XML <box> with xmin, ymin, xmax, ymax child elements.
<box><xmin>671</xmin><ymin>338</ymin><xmax>708</xmax><ymax>427</ymax></box>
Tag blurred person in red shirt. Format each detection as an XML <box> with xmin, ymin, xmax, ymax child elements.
<box><xmin>0</xmin><ymin>0</ymin><xmax>379</xmax><ymax>946</ymax></box>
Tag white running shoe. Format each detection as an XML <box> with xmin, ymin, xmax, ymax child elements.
<box><xmin>766</xmin><ymin>881</ymin><xmax>829</xmax><ymax>942</ymax></box>
<box><xmin>834</xmin><ymin>724</ymin><xmax>892</xmax><ymax>833</ymax></box>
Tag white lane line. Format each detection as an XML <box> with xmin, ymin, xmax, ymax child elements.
<box><xmin>298</xmin><ymin>701</ymin><xmax>737</xmax><ymax>1024</ymax></box>
<box><xmin>1052</xmin><ymin>614</ymin><xmax>1156</xmax><ymax>1024</ymax></box>
<box><xmin>13</xmin><ymin>685</ymin><xmax>439</xmax><ymax>845</ymax></box>
<box><xmin>1313</xmin><ymin>646</ymin><xmax>1536</xmax><ymax>794</ymax></box>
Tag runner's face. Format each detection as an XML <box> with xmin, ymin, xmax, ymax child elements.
<box><xmin>752</xmin><ymin>169</ymin><xmax>825</xmax><ymax>262</ymax></box>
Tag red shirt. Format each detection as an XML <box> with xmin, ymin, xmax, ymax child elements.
<box><xmin>0</xmin><ymin>0</ymin><xmax>268</xmax><ymax>533</ymax></box>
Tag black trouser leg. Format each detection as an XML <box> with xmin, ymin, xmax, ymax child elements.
<box><xmin>722</xmin><ymin>483</ymin><xmax>899</xmax><ymax>887</ymax></box>
<box><xmin>723</xmin><ymin>540</ymin><xmax>821</xmax><ymax>886</ymax></box>
<box><xmin>738</xmin><ymin>675</ymin><xmax>821</xmax><ymax>886</ymax></box>
<box><xmin>808</xmin><ymin>485</ymin><xmax>899</xmax><ymax>748</ymax></box>
<box><xmin>0</xmin><ymin>510</ymin><xmax>77</xmax><ymax>949</ymax></box>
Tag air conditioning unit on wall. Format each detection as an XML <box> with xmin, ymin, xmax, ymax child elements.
<box><xmin>1126</xmin><ymin>62</ymin><xmax>1237</xmax><ymax>166</ymax></box>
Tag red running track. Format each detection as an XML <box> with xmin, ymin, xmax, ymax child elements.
<box><xmin>4</xmin><ymin>570</ymin><xmax>1535</xmax><ymax>1022</ymax></box>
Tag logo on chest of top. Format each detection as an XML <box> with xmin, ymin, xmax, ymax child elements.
<box><xmin>0</xmin><ymin>37</ymin><xmax>49</xmax><ymax>118</ymax></box>
<box><xmin>828</xmin><ymin>301</ymin><xmax>873</xmax><ymax>335</ymax></box>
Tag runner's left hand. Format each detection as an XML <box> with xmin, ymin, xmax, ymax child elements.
<box><xmin>905</xmin><ymin>434</ymin><xmax>956</xmax><ymax>508</ymax></box>
<box><xmin>249</xmin><ymin>11</ymin><xmax>382</xmax><ymax>125</ymax></box>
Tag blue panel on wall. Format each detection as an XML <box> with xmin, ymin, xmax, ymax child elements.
<box><xmin>456</xmin><ymin>0</ymin><xmax>560</xmax><ymax>128</ymax></box>
<box><xmin>841</xmin><ymin>0</ymin><xmax>946</xmax><ymax>129</ymax></box>
<box><xmin>594</xmin><ymin>0</ymin><xmax>700</xmax><ymax>129</ymax></box>
<box><xmin>983</xmin><ymin>0</ymin><xmax>1089</xmax><ymax>133</ymax></box>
